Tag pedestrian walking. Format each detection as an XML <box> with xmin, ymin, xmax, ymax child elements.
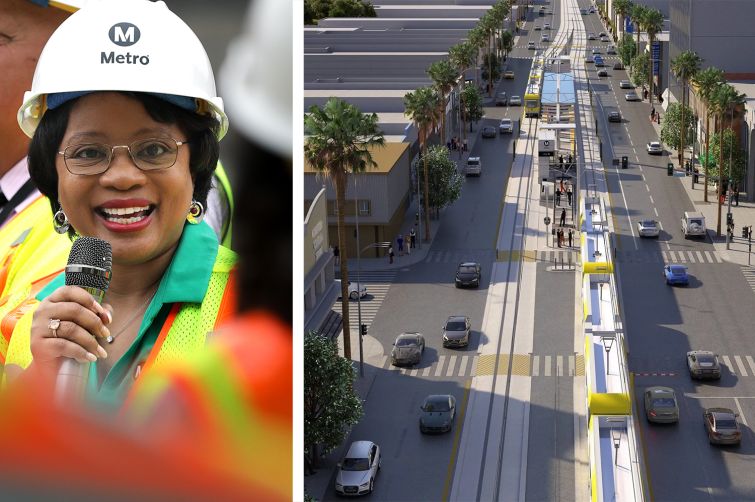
<box><xmin>568</xmin><ymin>154</ymin><xmax>573</xmax><ymax>165</ymax></box>
<box><xmin>656</xmin><ymin>114</ymin><xmax>661</xmax><ymax>125</ymax></box>
<box><xmin>447</xmin><ymin>140</ymin><xmax>452</xmax><ymax>150</ymax></box>
<box><xmin>560</xmin><ymin>208</ymin><xmax>566</xmax><ymax>226</ymax></box>
<box><xmin>388</xmin><ymin>246</ymin><xmax>394</xmax><ymax>264</ymax></box>
<box><xmin>693</xmin><ymin>166</ymin><xmax>700</xmax><ymax>185</ymax></box>
<box><xmin>651</xmin><ymin>106</ymin><xmax>655</xmax><ymax>118</ymax></box>
<box><xmin>568</xmin><ymin>229</ymin><xmax>573</xmax><ymax>247</ymax></box>
<box><xmin>463</xmin><ymin>138</ymin><xmax>468</xmax><ymax>152</ymax></box>
<box><xmin>556</xmin><ymin>188</ymin><xmax>561</xmax><ymax>206</ymax></box>
<box><xmin>560</xmin><ymin>179</ymin><xmax>565</xmax><ymax>193</ymax></box>
<box><xmin>557</xmin><ymin>228</ymin><xmax>562</xmax><ymax>248</ymax></box>
<box><xmin>559</xmin><ymin>154</ymin><xmax>564</xmax><ymax>165</ymax></box>
<box><xmin>410</xmin><ymin>227</ymin><xmax>416</xmax><ymax>248</ymax></box>
<box><xmin>333</xmin><ymin>245</ymin><xmax>340</xmax><ymax>266</ymax></box>
<box><xmin>567</xmin><ymin>185</ymin><xmax>573</xmax><ymax>206</ymax></box>
<box><xmin>734</xmin><ymin>187</ymin><xmax>740</xmax><ymax>206</ymax></box>
<box><xmin>397</xmin><ymin>234</ymin><xmax>404</xmax><ymax>256</ymax></box>
<box><xmin>405</xmin><ymin>233</ymin><xmax>412</xmax><ymax>254</ymax></box>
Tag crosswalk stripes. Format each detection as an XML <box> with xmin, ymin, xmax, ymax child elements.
<box><xmin>742</xmin><ymin>267</ymin><xmax>755</xmax><ymax>294</ymax></box>
<box><xmin>424</xmin><ymin>249</ymin><xmax>497</xmax><ymax>265</ymax></box>
<box><xmin>331</xmin><ymin>270</ymin><xmax>396</xmax><ymax>336</ymax></box>
<box><xmin>617</xmin><ymin>249</ymin><xmax>723</xmax><ymax>264</ymax></box>
<box><xmin>377</xmin><ymin>353</ymin><xmax>585</xmax><ymax>378</ymax></box>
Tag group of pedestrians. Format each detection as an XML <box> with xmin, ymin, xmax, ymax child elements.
<box><xmin>555</xmin><ymin>179</ymin><xmax>573</xmax><ymax>207</ymax></box>
<box><xmin>650</xmin><ymin>106</ymin><xmax>661</xmax><ymax>124</ymax></box>
<box><xmin>447</xmin><ymin>136</ymin><xmax>468</xmax><ymax>153</ymax></box>
<box><xmin>555</xmin><ymin>227</ymin><xmax>574</xmax><ymax>248</ymax></box>
<box><xmin>388</xmin><ymin>228</ymin><xmax>416</xmax><ymax>263</ymax></box>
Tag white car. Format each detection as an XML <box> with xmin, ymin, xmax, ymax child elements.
<box><xmin>335</xmin><ymin>441</ymin><xmax>381</xmax><ymax>496</ymax></box>
<box><xmin>527</xmin><ymin>41</ymin><xmax>536</xmax><ymax>50</ymax></box>
<box><xmin>336</xmin><ymin>279</ymin><xmax>368</xmax><ymax>300</ymax></box>
<box><xmin>544</xmin><ymin>23</ymin><xmax>551</xmax><ymax>29</ymax></box>
<box><xmin>637</xmin><ymin>219</ymin><xmax>660</xmax><ymax>237</ymax></box>
<box><xmin>625</xmin><ymin>91</ymin><xmax>640</xmax><ymax>101</ymax></box>
<box><xmin>541</xmin><ymin>34</ymin><xmax>550</xmax><ymax>42</ymax></box>
<box><xmin>619</xmin><ymin>80</ymin><xmax>633</xmax><ymax>89</ymax></box>
<box><xmin>499</xmin><ymin>118</ymin><xmax>514</xmax><ymax>133</ymax></box>
<box><xmin>508</xmin><ymin>95</ymin><xmax>522</xmax><ymax>106</ymax></box>
<box><xmin>534</xmin><ymin>24</ymin><xmax>541</xmax><ymax>30</ymax></box>
<box><xmin>646</xmin><ymin>141</ymin><xmax>663</xmax><ymax>154</ymax></box>
<box><xmin>465</xmin><ymin>156</ymin><xmax>482</xmax><ymax>176</ymax></box>
<box><xmin>606</xmin><ymin>45</ymin><xmax>617</xmax><ymax>54</ymax></box>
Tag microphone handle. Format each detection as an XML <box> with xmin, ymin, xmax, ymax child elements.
<box><xmin>55</xmin><ymin>285</ymin><xmax>105</xmax><ymax>405</ymax></box>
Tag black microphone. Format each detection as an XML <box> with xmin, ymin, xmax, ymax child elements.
<box><xmin>56</xmin><ymin>237</ymin><xmax>112</xmax><ymax>404</ymax></box>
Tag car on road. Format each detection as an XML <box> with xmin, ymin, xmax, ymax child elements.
<box><xmin>534</xmin><ymin>23</ymin><xmax>541</xmax><ymax>30</ymax></box>
<box><xmin>687</xmin><ymin>351</ymin><xmax>721</xmax><ymax>380</ymax></box>
<box><xmin>335</xmin><ymin>441</ymin><xmax>381</xmax><ymax>496</ymax></box>
<box><xmin>420</xmin><ymin>394</ymin><xmax>457</xmax><ymax>433</ymax></box>
<box><xmin>541</xmin><ymin>34</ymin><xmax>550</xmax><ymax>42</ymax></box>
<box><xmin>589</xmin><ymin>6</ymin><xmax>596</xmax><ymax>13</ymax></box>
<box><xmin>637</xmin><ymin>219</ymin><xmax>660</xmax><ymax>237</ymax></box>
<box><xmin>508</xmin><ymin>95</ymin><xmax>522</xmax><ymax>106</ymax></box>
<box><xmin>644</xmin><ymin>386</ymin><xmax>679</xmax><ymax>423</ymax></box>
<box><xmin>704</xmin><ymin>408</ymin><xmax>741</xmax><ymax>445</ymax></box>
<box><xmin>613</xmin><ymin>61</ymin><xmax>625</xmax><ymax>70</ymax></box>
<box><xmin>336</xmin><ymin>280</ymin><xmax>368</xmax><ymax>300</ymax></box>
<box><xmin>592</xmin><ymin>48</ymin><xmax>601</xmax><ymax>55</ymax></box>
<box><xmin>580</xmin><ymin>8</ymin><xmax>587</xmax><ymax>15</ymax></box>
<box><xmin>544</xmin><ymin>22</ymin><xmax>550</xmax><ymax>29</ymax></box>
<box><xmin>663</xmin><ymin>264</ymin><xmax>689</xmax><ymax>286</ymax></box>
<box><xmin>646</xmin><ymin>141</ymin><xmax>663</xmax><ymax>154</ymax></box>
<box><xmin>481</xmin><ymin>126</ymin><xmax>497</xmax><ymax>138</ymax></box>
<box><xmin>606</xmin><ymin>45</ymin><xmax>617</xmax><ymax>54</ymax></box>
<box><xmin>504</xmin><ymin>70</ymin><xmax>515</xmax><ymax>79</ymax></box>
<box><xmin>599</xmin><ymin>31</ymin><xmax>607</xmax><ymax>37</ymax></box>
<box><xmin>499</xmin><ymin>118</ymin><xmax>514</xmax><ymax>134</ymax></box>
<box><xmin>682</xmin><ymin>211</ymin><xmax>707</xmax><ymax>238</ymax></box>
<box><xmin>495</xmin><ymin>92</ymin><xmax>507</xmax><ymax>106</ymax></box>
<box><xmin>442</xmin><ymin>315</ymin><xmax>471</xmax><ymax>348</ymax></box>
<box><xmin>587</xmin><ymin>32</ymin><xmax>596</xmax><ymax>40</ymax></box>
<box><xmin>619</xmin><ymin>80</ymin><xmax>633</xmax><ymax>89</ymax></box>
<box><xmin>465</xmin><ymin>156</ymin><xmax>482</xmax><ymax>176</ymax></box>
<box><xmin>527</xmin><ymin>41</ymin><xmax>536</xmax><ymax>50</ymax></box>
<box><xmin>607</xmin><ymin>111</ymin><xmax>621</xmax><ymax>122</ymax></box>
<box><xmin>625</xmin><ymin>91</ymin><xmax>640</xmax><ymax>101</ymax></box>
<box><xmin>455</xmin><ymin>261</ymin><xmax>481</xmax><ymax>287</ymax></box>
<box><xmin>597</xmin><ymin>69</ymin><xmax>609</xmax><ymax>77</ymax></box>
<box><xmin>594</xmin><ymin>56</ymin><xmax>604</xmax><ymax>67</ymax></box>
<box><xmin>600</xmin><ymin>35</ymin><xmax>610</xmax><ymax>42</ymax></box>
<box><xmin>585</xmin><ymin>55</ymin><xmax>594</xmax><ymax>63</ymax></box>
<box><xmin>391</xmin><ymin>332</ymin><xmax>425</xmax><ymax>366</ymax></box>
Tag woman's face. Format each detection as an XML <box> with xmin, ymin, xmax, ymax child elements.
<box><xmin>56</xmin><ymin>92</ymin><xmax>194</xmax><ymax>265</ymax></box>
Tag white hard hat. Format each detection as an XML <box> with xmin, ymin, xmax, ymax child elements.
<box><xmin>18</xmin><ymin>0</ymin><xmax>228</xmax><ymax>140</ymax></box>
<box><xmin>219</xmin><ymin>0</ymin><xmax>291</xmax><ymax>157</ymax></box>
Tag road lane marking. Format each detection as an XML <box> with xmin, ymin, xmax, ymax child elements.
<box><xmin>734</xmin><ymin>356</ymin><xmax>748</xmax><ymax>377</ymax></box>
<box><xmin>569</xmin><ymin>355</ymin><xmax>575</xmax><ymax>376</ymax></box>
<box><xmin>459</xmin><ymin>355</ymin><xmax>469</xmax><ymax>377</ymax></box>
<box><xmin>377</xmin><ymin>355</ymin><xmax>387</xmax><ymax>369</ymax></box>
<box><xmin>544</xmin><ymin>355</ymin><xmax>552</xmax><ymax>376</ymax></box>
<box><xmin>556</xmin><ymin>355</ymin><xmax>564</xmax><ymax>376</ymax></box>
<box><xmin>422</xmin><ymin>365</ymin><xmax>432</xmax><ymax>377</ymax></box>
<box><xmin>442</xmin><ymin>379</ymin><xmax>471</xmax><ymax>502</ymax></box>
<box><xmin>435</xmin><ymin>356</ymin><xmax>446</xmax><ymax>377</ymax></box>
<box><xmin>722</xmin><ymin>355</ymin><xmax>734</xmax><ymax>374</ymax></box>
<box><xmin>649</xmin><ymin>195</ymin><xmax>654</xmax><ymax>204</ymax></box>
<box><xmin>471</xmin><ymin>356</ymin><xmax>479</xmax><ymax>376</ymax></box>
<box><xmin>653</xmin><ymin>207</ymin><xmax>659</xmax><ymax>217</ymax></box>
<box><xmin>735</xmin><ymin>398</ymin><xmax>748</xmax><ymax>427</ymax></box>
<box><xmin>696</xmin><ymin>251</ymin><xmax>704</xmax><ymax>263</ymax></box>
<box><xmin>532</xmin><ymin>355</ymin><xmax>540</xmax><ymax>376</ymax></box>
<box><xmin>409</xmin><ymin>368</ymin><xmax>419</xmax><ymax>377</ymax></box>
<box><xmin>446</xmin><ymin>355</ymin><xmax>458</xmax><ymax>377</ymax></box>
<box><xmin>688</xmin><ymin>252</ymin><xmax>697</xmax><ymax>263</ymax></box>
<box><xmin>746</xmin><ymin>356</ymin><xmax>755</xmax><ymax>376</ymax></box>
<box><xmin>645</xmin><ymin>184</ymin><xmax>650</xmax><ymax>192</ymax></box>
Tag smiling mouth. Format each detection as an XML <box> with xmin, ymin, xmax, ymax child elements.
<box><xmin>97</xmin><ymin>205</ymin><xmax>155</xmax><ymax>225</ymax></box>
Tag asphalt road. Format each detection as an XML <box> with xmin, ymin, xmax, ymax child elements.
<box><xmin>582</xmin><ymin>8</ymin><xmax>755</xmax><ymax>501</ymax></box>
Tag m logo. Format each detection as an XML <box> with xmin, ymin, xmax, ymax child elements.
<box><xmin>109</xmin><ymin>22</ymin><xmax>140</xmax><ymax>47</ymax></box>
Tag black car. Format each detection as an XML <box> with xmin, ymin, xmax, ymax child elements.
<box><xmin>613</xmin><ymin>61</ymin><xmax>624</xmax><ymax>70</ymax></box>
<box><xmin>455</xmin><ymin>262</ymin><xmax>481</xmax><ymax>288</ymax></box>
<box><xmin>597</xmin><ymin>69</ymin><xmax>608</xmax><ymax>77</ymax></box>
<box><xmin>608</xmin><ymin>111</ymin><xmax>621</xmax><ymax>123</ymax></box>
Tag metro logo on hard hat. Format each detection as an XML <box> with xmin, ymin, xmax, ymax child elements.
<box><xmin>109</xmin><ymin>23</ymin><xmax>140</xmax><ymax>46</ymax></box>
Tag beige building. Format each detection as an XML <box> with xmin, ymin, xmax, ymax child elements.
<box><xmin>304</xmin><ymin>187</ymin><xmax>337</xmax><ymax>334</ymax></box>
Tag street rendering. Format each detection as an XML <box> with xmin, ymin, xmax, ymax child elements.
<box><xmin>303</xmin><ymin>0</ymin><xmax>755</xmax><ymax>500</ymax></box>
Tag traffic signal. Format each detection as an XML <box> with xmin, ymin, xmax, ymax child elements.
<box><xmin>360</xmin><ymin>324</ymin><xmax>367</xmax><ymax>337</ymax></box>
<box><xmin>667</xmin><ymin>163</ymin><xmax>674</xmax><ymax>176</ymax></box>
<box><xmin>727</xmin><ymin>213</ymin><xmax>734</xmax><ymax>227</ymax></box>
<box><xmin>621</xmin><ymin>156</ymin><xmax>628</xmax><ymax>169</ymax></box>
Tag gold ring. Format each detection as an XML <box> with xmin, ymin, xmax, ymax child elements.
<box><xmin>48</xmin><ymin>318</ymin><xmax>61</xmax><ymax>338</ymax></box>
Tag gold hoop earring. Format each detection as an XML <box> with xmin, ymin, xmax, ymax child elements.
<box><xmin>187</xmin><ymin>200</ymin><xmax>205</xmax><ymax>224</ymax></box>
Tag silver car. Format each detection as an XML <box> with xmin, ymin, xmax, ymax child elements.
<box><xmin>619</xmin><ymin>80</ymin><xmax>633</xmax><ymax>89</ymax></box>
<box><xmin>687</xmin><ymin>350</ymin><xmax>722</xmax><ymax>380</ymax></box>
<box><xmin>704</xmin><ymin>408</ymin><xmax>741</xmax><ymax>445</ymax></box>
<box><xmin>499</xmin><ymin>118</ymin><xmax>514</xmax><ymax>133</ymax></box>
<box><xmin>420</xmin><ymin>394</ymin><xmax>457</xmax><ymax>433</ymax></box>
<box><xmin>637</xmin><ymin>219</ymin><xmax>660</xmax><ymax>237</ymax></box>
<box><xmin>646</xmin><ymin>141</ymin><xmax>663</xmax><ymax>154</ymax></box>
<box><xmin>508</xmin><ymin>95</ymin><xmax>522</xmax><ymax>106</ymax></box>
<box><xmin>335</xmin><ymin>441</ymin><xmax>381</xmax><ymax>496</ymax></box>
<box><xmin>391</xmin><ymin>332</ymin><xmax>425</xmax><ymax>366</ymax></box>
<box><xmin>625</xmin><ymin>91</ymin><xmax>640</xmax><ymax>101</ymax></box>
<box><xmin>644</xmin><ymin>386</ymin><xmax>679</xmax><ymax>423</ymax></box>
<box><xmin>442</xmin><ymin>315</ymin><xmax>471</xmax><ymax>348</ymax></box>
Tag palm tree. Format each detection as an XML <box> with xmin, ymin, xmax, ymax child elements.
<box><xmin>448</xmin><ymin>41</ymin><xmax>476</xmax><ymax>142</ymax></box>
<box><xmin>468</xmin><ymin>26</ymin><xmax>486</xmax><ymax>91</ymax></box>
<box><xmin>427</xmin><ymin>59</ymin><xmax>457</xmax><ymax>146</ymax></box>
<box><xmin>500</xmin><ymin>31</ymin><xmax>514</xmax><ymax>62</ymax></box>
<box><xmin>304</xmin><ymin>98</ymin><xmax>385</xmax><ymax>360</ymax></box>
<box><xmin>614</xmin><ymin>0</ymin><xmax>633</xmax><ymax>39</ymax></box>
<box><xmin>404</xmin><ymin>87</ymin><xmax>442</xmax><ymax>242</ymax></box>
<box><xmin>710</xmin><ymin>84</ymin><xmax>746</xmax><ymax>236</ymax></box>
<box><xmin>479</xmin><ymin>14</ymin><xmax>497</xmax><ymax>96</ymax></box>
<box><xmin>643</xmin><ymin>8</ymin><xmax>663</xmax><ymax>105</ymax></box>
<box><xmin>490</xmin><ymin>1</ymin><xmax>509</xmax><ymax>63</ymax></box>
<box><xmin>630</xmin><ymin>4</ymin><xmax>647</xmax><ymax>56</ymax></box>
<box><xmin>670</xmin><ymin>51</ymin><xmax>702</xmax><ymax>171</ymax></box>
<box><xmin>692</xmin><ymin>67</ymin><xmax>724</xmax><ymax>202</ymax></box>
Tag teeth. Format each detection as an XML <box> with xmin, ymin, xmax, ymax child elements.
<box><xmin>101</xmin><ymin>206</ymin><xmax>149</xmax><ymax>216</ymax></box>
<box><xmin>103</xmin><ymin>214</ymin><xmax>148</xmax><ymax>225</ymax></box>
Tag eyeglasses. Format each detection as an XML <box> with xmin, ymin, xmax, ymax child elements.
<box><xmin>57</xmin><ymin>138</ymin><xmax>188</xmax><ymax>175</ymax></box>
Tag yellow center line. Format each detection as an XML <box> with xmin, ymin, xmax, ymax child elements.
<box><xmin>442</xmin><ymin>378</ymin><xmax>471</xmax><ymax>502</ymax></box>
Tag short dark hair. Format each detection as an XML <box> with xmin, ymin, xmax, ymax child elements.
<box><xmin>27</xmin><ymin>91</ymin><xmax>220</xmax><ymax>236</ymax></box>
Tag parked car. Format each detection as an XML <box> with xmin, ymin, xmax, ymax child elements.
<box><xmin>644</xmin><ymin>386</ymin><xmax>679</xmax><ymax>424</ymax></box>
<box><xmin>597</xmin><ymin>69</ymin><xmax>608</xmax><ymax>77</ymax></box>
<box><xmin>495</xmin><ymin>92</ymin><xmax>507</xmax><ymax>106</ymax></box>
<box><xmin>625</xmin><ymin>91</ymin><xmax>640</xmax><ymax>101</ymax></box>
<box><xmin>508</xmin><ymin>95</ymin><xmax>522</xmax><ymax>106</ymax></box>
<box><xmin>687</xmin><ymin>351</ymin><xmax>721</xmax><ymax>380</ymax></box>
<box><xmin>704</xmin><ymin>408</ymin><xmax>741</xmax><ymax>445</ymax></box>
<box><xmin>619</xmin><ymin>80</ymin><xmax>633</xmax><ymax>89</ymax></box>
<box><xmin>637</xmin><ymin>219</ymin><xmax>660</xmax><ymax>237</ymax></box>
<box><xmin>335</xmin><ymin>441</ymin><xmax>381</xmax><ymax>496</ymax></box>
<box><xmin>465</xmin><ymin>157</ymin><xmax>482</xmax><ymax>176</ymax></box>
<box><xmin>613</xmin><ymin>61</ymin><xmax>625</xmax><ymax>70</ymax></box>
<box><xmin>391</xmin><ymin>332</ymin><xmax>425</xmax><ymax>366</ymax></box>
<box><xmin>442</xmin><ymin>315</ymin><xmax>471</xmax><ymax>348</ymax></box>
<box><xmin>455</xmin><ymin>261</ymin><xmax>481</xmax><ymax>287</ymax></box>
<box><xmin>336</xmin><ymin>280</ymin><xmax>368</xmax><ymax>300</ymax></box>
<box><xmin>607</xmin><ymin>111</ymin><xmax>621</xmax><ymax>122</ymax></box>
<box><xmin>504</xmin><ymin>70</ymin><xmax>515</xmax><ymax>79</ymax></box>
<box><xmin>664</xmin><ymin>264</ymin><xmax>689</xmax><ymax>286</ymax></box>
<box><xmin>482</xmin><ymin>126</ymin><xmax>497</xmax><ymax>138</ymax></box>
<box><xmin>499</xmin><ymin>118</ymin><xmax>514</xmax><ymax>134</ymax></box>
<box><xmin>646</xmin><ymin>141</ymin><xmax>663</xmax><ymax>154</ymax></box>
<box><xmin>419</xmin><ymin>394</ymin><xmax>457</xmax><ymax>433</ymax></box>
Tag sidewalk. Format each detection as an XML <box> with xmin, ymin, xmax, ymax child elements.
<box><xmin>649</xmin><ymin>106</ymin><xmax>755</xmax><ymax>266</ymax></box>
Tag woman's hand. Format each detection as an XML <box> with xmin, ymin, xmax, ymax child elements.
<box><xmin>30</xmin><ymin>286</ymin><xmax>112</xmax><ymax>372</ymax></box>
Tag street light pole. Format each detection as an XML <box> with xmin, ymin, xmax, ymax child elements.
<box><xmin>354</xmin><ymin>176</ymin><xmax>364</xmax><ymax>378</ymax></box>
<box><xmin>726</xmin><ymin>106</ymin><xmax>734</xmax><ymax>250</ymax></box>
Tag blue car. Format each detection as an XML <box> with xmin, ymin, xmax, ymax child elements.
<box><xmin>664</xmin><ymin>264</ymin><xmax>689</xmax><ymax>286</ymax></box>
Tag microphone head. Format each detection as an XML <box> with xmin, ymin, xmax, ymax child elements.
<box><xmin>65</xmin><ymin>237</ymin><xmax>113</xmax><ymax>292</ymax></box>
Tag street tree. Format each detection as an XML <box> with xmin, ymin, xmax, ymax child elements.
<box><xmin>424</xmin><ymin>145</ymin><xmax>464</xmax><ymax>218</ymax></box>
<box><xmin>405</xmin><ymin>87</ymin><xmax>442</xmax><ymax>242</ymax></box>
<box><xmin>670</xmin><ymin>50</ymin><xmax>702</xmax><ymax>171</ymax></box>
<box><xmin>709</xmin><ymin>129</ymin><xmax>747</xmax><ymax>188</ymax></box>
<box><xmin>427</xmin><ymin>59</ymin><xmax>458</xmax><ymax>146</ymax></box>
<box><xmin>481</xmin><ymin>52</ymin><xmax>501</xmax><ymax>86</ymax></box>
<box><xmin>660</xmin><ymin>103</ymin><xmax>694</xmax><ymax>154</ymax></box>
<box><xmin>304</xmin><ymin>0</ymin><xmax>376</xmax><ymax>24</ymax></box>
<box><xmin>304</xmin><ymin>98</ymin><xmax>384</xmax><ymax>360</ymax></box>
<box><xmin>644</xmin><ymin>8</ymin><xmax>663</xmax><ymax>104</ymax></box>
<box><xmin>692</xmin><ymin>66</ymin><xmax>725</xmax><ymax>202</ymax></box>
<box><xmin>499</xmin><ymin>31</ymin><xmax>514</xmax><ymax>61</ymax></box>
<box><xmin>304</xmin><ymin>332</ymin><xmax>363</xmax><ymax>471</ymax></box>
<box><xmin>448</xmin><ymin>42</ymin><xmax>476</xmax><ymax>142</ymax></box>
<box><xmin>461</xmin><ymin>85</ymin><xmax>484</xmax><ymax>132</ymax></box>
<box><xmin>613</xmin><ymin>0</ymin><xmax>633</xmax><ymax>38</ymax></box>
<box><xmin>630</xmin><ymin>3</ymin><xmax>648</xmax><ymax>55</ymax></box>
<box><xmin>491</xmin><ymin>1</ymin><xmax>510</xmax><ymax>62</ymax></box>
<box><xmin>480</xmin><ymin>14</ymin><xmax>497</xmax><ymax>96</ymax></box>
<box><xmin>629</xmin><ymin>52</ymin><xmax>649</xmax><ymax>89</ymax></box>
<box><xmin>618</xmin><ymin>34</ymin><xmax>636</xmax><ymax>66</ymax></box>
<box><xmin>468</xmin><ymin>27</ymin><xmax>486</xmax><ymax>89</ymax></box>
